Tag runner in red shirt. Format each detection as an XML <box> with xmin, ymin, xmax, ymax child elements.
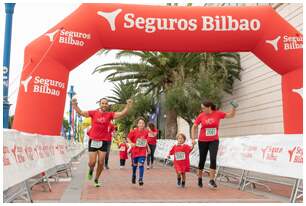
<box><xmin>118</xmin><ymin>138</ymin><xmax>128</xmax><ymax>169</ymax></box>
<box><xmin>146</xmin><ymin>122</ymin><xmax>158</xmax><ymax>169</ymax></box>
<box><xmin>127</xmin><ymin>117</ymin><xmax>151</xmax><ymax>186</ymax></box>
<box><xmin>191</xmin><ymin>100</ymin><xmax>237</xmax><ymax>189</ymax></box>
<box><xmin>104</xmin><ymin>123</ymin><xmax>116</xmax><ymax>169</ymax></box>
<box><xmin>72</xmin><ymin>97</ymin><xmax>133</xmax><ymax>187</ymax></box>
<box><xmin>167</xmin><ymin>133</ymin><xmax>195</xmax><ymax>188</ymax></box>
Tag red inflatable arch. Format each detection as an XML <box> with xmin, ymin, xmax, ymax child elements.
<box><xmin>13</xmin><ymin>4</ymin><xmax>302</xmax><ymax>135</ymax></box>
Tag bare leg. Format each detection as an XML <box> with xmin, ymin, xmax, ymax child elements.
<box><xmin>182</xmin><ymin>173</ymin><xmax>186</xmax><ymax>182</ymax></box>
<box><xmin>198</xmin><ymin>169</ymin><xmax>203</xmax><ymax>178</ymax></box>
<box><xmin>209</xmin><ymin>169</ymin><xmax>216</xmax><ymax>180</ymax></box>
<box><xmin>95</xmin><ymin>151</ymin><xmax>106</xmax><ymax>180</ymax></box>
<box><xmin>88</xmin><ymin>152</ymin><xmax>97</xmax><ymax>171</ymax></box>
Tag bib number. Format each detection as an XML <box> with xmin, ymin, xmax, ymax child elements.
<box><xmin>148</xmin><ymin>132</ymin><xmax>156</xmax><ymax>137</ymax></box>
<box><xmin>206</xmin><ymin>128</ymin><xmax>217</xmax><ymax>136</ymax></box>
<box><xmin>91</xmin><ymin>140</ymin><xmax>102</xmax><ymax>148</ymax></box>
<box><xmin>175</xmin><ymin>152</ymin><xmax>186</xmax><ymax>160</ymax></box>
<box><xmin>136</xmin><ymin>139</ymin><xmax>147</xmax><ymax>147</ymax></box>
<box><xmin>120</xmin><ymin>146</ymin><xmax>126</xmax><ymax>152</ymax></box>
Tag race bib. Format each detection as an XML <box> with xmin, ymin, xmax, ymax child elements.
<box><xmin>120</xmin><ymin>146</ymin><xmax>126</xmax><ymax>152</ymax></box>
<box><xmin>136</xmin><ymin>139</ymin><xmax>147</xmax><ymax>147</ymax></box>
<box><xmin>91</xmin><ymin>140</ymin><xmax>102</xmax><ymax>148</ymax></box>
<box><xmin>206</xmin><ymin>128</ymin><xmax>217</xmax><ymax>136</ymax></box>
<box><xmin>175</xmin><ymin>152</ymin><xmax>186</xmax><ymax>161</ymax></box>
<box><xmin>148</xmin><ymin>132</ymin><xmax>156</xmax><ymax>137</ymax></box>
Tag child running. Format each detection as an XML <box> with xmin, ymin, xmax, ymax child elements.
<box><xmin>167</xmin><ymin>133</ymin><xmax>195</xmax><ymax>188</ymax></box>
<box><xmin>127</xmin><ymin>117</ymin><xmax>151</xmax><ymax>186</ymax></box>
<box><xmin>118</xmin><ymin>138</ymin><xmax>129</xmax><ymax>169</ymax></box>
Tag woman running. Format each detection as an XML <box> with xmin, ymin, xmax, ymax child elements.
<box><xmin>191</xmin><ymin>100</ymin><xmax>238</xmax><ymax>189</ymax></box>
<box><xmin>147</xmin><ymin>122</ymin><xmax>158</xmax><ymax>169</ymax></box>
<box><xmin>72</xmin><ymin>97</ymin><xmax>132</xmax><ymax>187</ymax></box>
<box><xmin>127</xmin><ymin>117</ymin><xmax>151</xmax><ymax>186</ymax></box>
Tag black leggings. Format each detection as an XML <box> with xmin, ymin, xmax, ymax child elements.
<box><xmin>198</xmin><ymin>140</ymin><xmax>219</xmax><ymax>170</ymax></box>
<box><xmin>120</xmin><ymin>159</ymin><xmax>126</xmax><ymax>166</ymax></box>
<box><xmin>147</xmin><ymin>144</ymin><xmax>156</xmax><ymax>165</ymax></box>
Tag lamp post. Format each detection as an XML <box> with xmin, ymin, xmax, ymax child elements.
<box><xmin>3</xmin><ymin>3</ymin><xmax>15</xmax><ymax>128</ymax></box>
<box><xmin>67</xmin><ymin>85</ymin><xmax>76</xmax><ymax>142</ymax></box>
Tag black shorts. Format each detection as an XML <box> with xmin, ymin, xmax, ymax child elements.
<box><xmin>88</xmin><ymin>139</ymin><xmax>111</xmax><ymax>152</ymax></box>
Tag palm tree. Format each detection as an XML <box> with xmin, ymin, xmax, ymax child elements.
<box><xmin>94</xmin><ymin>51</ymin><xmax>242</xmax><ymax>139</ymax></box>
<box><xmin>107</xmin><ymin>80</ymin><xmax>155</xmax><ymax>136</ymax></box>
<box><xmin>107</xmin><ymin>80</ymin><xmax>138</xmax><ymax>104</ymax></box>
<box><xmin>95</xmin><ymin>51</ymin><xmax>207</xmax><ymax>138</ymax></box>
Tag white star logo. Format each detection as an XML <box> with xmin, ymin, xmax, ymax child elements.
<box><xmin>97</xmin><ymin>9</ymin><xmax>122</xmax><ymax>31</ymax></box>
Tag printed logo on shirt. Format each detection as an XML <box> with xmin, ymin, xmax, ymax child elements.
<box><xmin>205</xmin><ymin>118</ymin><xmax>215</xmax><ymax>125</ymax></box>
<box><xmin>96</xmin><ymin>117</ymin><xmax>106</xmax><ymax>123</ymax></box>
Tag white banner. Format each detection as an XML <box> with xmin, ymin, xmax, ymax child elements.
<box><xmin>156</xmin><ymin>134</ymin><xmax>303</xmax><ymax>179</ymax></box>
<box><xmin>3</xmin><ymin>129</ymin><xmax>84</xmax><ymax>191</ymax></box>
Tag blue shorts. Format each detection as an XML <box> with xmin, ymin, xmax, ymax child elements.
<box><xmin>133</xmin><ymin>156</ymin><xmax>146</xmax><ymax>165</ymax></box>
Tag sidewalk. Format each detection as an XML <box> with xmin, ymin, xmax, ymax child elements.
<box><xmin>30</xmin><ymin>151</ymin><xmax>293</xmax><ymax>203</ymax></box>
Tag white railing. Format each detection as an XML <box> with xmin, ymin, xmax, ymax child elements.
<box><xmin>3</xmin><ymin>129</ymin><xmax>86</xmax><ymax>202</ymax></box>
<box><xmin>155</xmin><ymin>134</ymin><xmax>303</xmax><ymax>202</ymax></box>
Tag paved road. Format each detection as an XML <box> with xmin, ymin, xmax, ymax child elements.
<box><xmin>32</xmin><ymin>151</ymin><xmax>288</xmax><ymax>203</ymax></box>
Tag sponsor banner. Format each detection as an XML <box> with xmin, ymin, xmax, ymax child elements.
<box><xmin>157</xmin><ymin>134</ymin><xmax>303</xmax><ymax>179</ymax></box>
<box><xmin>3</xmin><ymin>130</ymin><xmax>84</xmax><ymax>191</ymax></box>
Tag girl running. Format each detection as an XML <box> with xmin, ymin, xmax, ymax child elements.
<box><xmin>118</xmin><ymin>138</ymin><xmax>128</xmax><ymax>169</ymax></box>
<box><xmin>127</xmin><ymin>117</ymin><xmax>151</xmax><ymax>186</ymax></box>
<box><xmin>167</xmin><ymin>133</ymin><xmax>195</xmax><ymax>188</ymax></box>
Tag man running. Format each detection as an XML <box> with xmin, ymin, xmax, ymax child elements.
<box><xmin>72</xmin><ymin>97</ymin><xmax>133</xmax><ymax>187</ymax></box>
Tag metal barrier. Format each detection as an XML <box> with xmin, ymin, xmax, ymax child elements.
<box><xmin>3</xmin><ymin>181</ymin><xmax>32</xmax><ymax>203</ymax></box>
<box><xmin>3</xmin><ymin>147</ymin><xmax>86</xmax><ymax>203</ymax></box>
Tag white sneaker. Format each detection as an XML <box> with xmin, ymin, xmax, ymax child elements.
<box><xmin>147</xmin><ymin>166</ymin><xmax>150</xmax><ymax>170</ymax></box>
<box><xmin>120</xmin><ymin>166</ymin><xmax>123</xmax><ymax>169</ymax></box>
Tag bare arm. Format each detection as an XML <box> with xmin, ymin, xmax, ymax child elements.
<box><xmin>225</xmin><ymin>101</ymin><xmax>238</xmax><ymax>118</ymax></box>
<box><xmin>225</xmin><ymin>107</ymin><xmax>236</xmax><ymax>118</ymax></box>
<box><xmin>71</xmin><ymin>98</ymin><xmax>89</xmax><ymax>117</ymax></box>
<box><xmin>114</xmin><ymin>99</ymin><xmax>133</xmax><ymax>119</ymax></box>
<box><xmin>191</xmin><ymin>124</ymin><xmax>198</xmax><ymax>145</ymax></box>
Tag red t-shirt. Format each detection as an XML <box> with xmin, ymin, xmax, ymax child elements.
<box><xmin>127</xmin><ymin>128</ymin><xmax>149</xmax><ymax>158</ymax></box>
<box><xmin>147</xmin><ymin>128</ymin><xmax>158</xmax><ymax>145</ymax></box>
<box><xmin>169</xmin><ymin>144</ymin><xmax>192</xmax><ymax>173</ymax></box>
<box><xmin>87</xmin><ymin>110</ymin><xmax>115</xmax><ymax>141</ymax></box>
<box><xmin>105</xmin><ymin>123</ymin><xmax>115</xmax><ymax>141</ymax></box>
<box><xmin>119</xmin><ymin>143</ymin><xmax>128</xmax><ymax>160</ymax></box>
<box><xmin>194</xmin><ymin>111</ymin><xmax>226</xmax><ymax>142</ymax></box>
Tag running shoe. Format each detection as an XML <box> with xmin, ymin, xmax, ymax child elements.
<box><xmin>181</xmin><ymin>181</ymin><xmax>185</xmax><ymax>188</ymax></box>
<box><xmin>177</xmin><ymin>178</ymin><xmax>182</xmax><ymax>187</ymax></box>
<box><xmin>208</xmin><ymin>179</ymin><xmax>218</xmax><ymax>189</ymax></box>
<box><xmin>94</xmin><ymin>179</ymin><xmax>101</xmax><ymax>187</ymax></box>
<box><xmin>132</xmin><ymin>176</ymin><xmax>136</xmax><ymax>184</ymax></box>
<box><xmin>87</xmin><ymin>170</ymin><xmax>93</xmax><ymax>180</ymax></box>
<box><xmin>139</xmin><ymin>179</ymin><xmax>144</xmax><ymax>186</ymax></box>
<box><xmin>198</xmin><ymin>178</ymin><xmax>203</xmax><ymax>188</ymax></box>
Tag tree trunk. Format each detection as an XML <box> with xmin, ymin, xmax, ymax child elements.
<box><xmin>165</xmin><ymin>109</ymin><xmax>178</xmax><ymax>139</ymax></box>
